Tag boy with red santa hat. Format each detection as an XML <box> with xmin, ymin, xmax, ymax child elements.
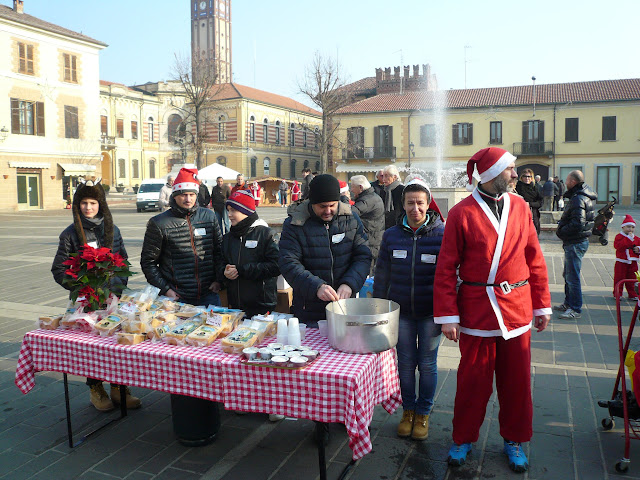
<box><xmin>613</xmin><ymin>214</ymin><xmax>640</xmax><ymax>299</ymax></box>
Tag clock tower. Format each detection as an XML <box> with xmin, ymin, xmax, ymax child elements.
<box><xmin>191</xmin><ymin>0</ymin><xmax>232</xmax><ymax>84</ymax></box>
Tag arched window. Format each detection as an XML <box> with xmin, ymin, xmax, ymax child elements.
<box><xmin>167</xmin><ymin>114</ymin><xmax>182</xmax><ymax>143</ymax></box>
<box><xmin>303</xmin><ymin>160</ymin><xmax>309</xmax><ymax>169</ymax></box>
<box><xmin>275</xmin><ymin>121</ymin><xmax>281</xmax><ymax>145</ymax></box>
<box><xmin>290</xmin><ymin>158</ymin><xmax>297</xmax><ymax>178</ymax></box>
<box><xmin>250</xmin><ymin>156</ymin><xmax>257</xmax><ymax>177</ymax></box>
<box><xmin>217</xmin><ymin>156</ymin><xmax>227</xmax><ymax>166</ymax></box>
<box><xmin>276</xmin><ymin>158</ymin><xmax>282</xmax><ymax>178</ymax></box>
<box><xmin>149</xmin><ymin>159</ymin><xmax>156</xmax><ymax>178</ymax></box>
<box><xmin>249</xmin><ymin>115</ymin><xmax>255</xmax><ymax>142</ymax></box>
<box><xmin>132</xmin><ymin>159</ymin><xmax>139</xmax><ymax>178</ymax></box>
<box><xmin>263</xmin><ymin>118</ymin><xmax>269</xmax><ymax>144</ymax></box>
<box><xmin>315</xmin><ymin>160</ymin><xmax>321</xmax><ymax>173</ymax></box>
<box><xmin>147</xmin><ymin>117</ymin><xmax>155</xmax><ymax>142</ymax></box>
<box><xmin>289</xmin><ymin>123</ymin><xmax>295</xmax><ymax>146</ymax></box>
<box><xmin>263</xmin><ymin>157</ymin><xmax>270</xmax><ymax>176</ymax></box>
<box><xmin>118</xmin><ymin>158</ymin><xmax>126</xmax><ymax>178</ymax></box>
<box><xmin>218</xmin><ymin>115</ymin><xmax>226</xmax><ymax>141</ymax></box>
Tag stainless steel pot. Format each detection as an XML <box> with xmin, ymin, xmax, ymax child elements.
<box><xmin>325</xmin><ymin>298</ymin><xmax>399</xmax><ymax>354</ymax></box>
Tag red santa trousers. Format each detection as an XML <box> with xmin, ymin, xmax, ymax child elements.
<box><xmin>614</xmin><ymin>262</ymin><xmax>638</xmax><ymax>298</ymax></box>
<box><xmin>452</xmin><ymin>331</ymin><xmax>532</xmax><ymax>445</ymax></box>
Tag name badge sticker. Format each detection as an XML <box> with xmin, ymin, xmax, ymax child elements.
<box><xmin>332</xmin><ymin>233</ymin><xmax>346</xmax><ymax>244</ymax></box>
<box><xmin>245</xmin><ymin>240</ymin><xmax>258</xmax><ymax>248</ymax></box>
<box><xmin>87</xmin><ymin>241</ymin><xmax>98</xmax><ymax>248</ymax></box>
<box><xmin>421</xmin><ymin>254</ymin><xmax>437</xmax><ymax>264</ymax></box>
<box><xmin>194</xmin><ymin>228</ymin><xmax>206</xmax><ymax>237</ymax></box>
<box><xmin>393</xmin><ymin>250</ymin><xmax>407</xmax><ymax>259</ymax></box>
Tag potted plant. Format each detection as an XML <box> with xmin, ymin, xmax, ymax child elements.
<box><xmin>115</xmin><ymin>183</ymin><xmax>125</xmax><ymax>193</ymax></box>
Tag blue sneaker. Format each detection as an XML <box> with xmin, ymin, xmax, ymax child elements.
<box><xmin>504</xmin><ymin>440</ymin><xmax>529</xmax><ymax>473</ymax></box>
<box><xmin>447</xmin><ymin>442</ymin><xmax>472</xmax><ymax>466</ymax></box>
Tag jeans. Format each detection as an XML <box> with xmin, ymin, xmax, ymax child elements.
<box><xmin>396</xmin><ymin>314</ymin><xmax>442</xmax><ymax>415</ymax></box>
<box><xmin>215</xmin><ymin>210</ymin><xmax>230</xmax><ymax>235</ymax></box>
<box><xmin>563</xmin><ymin>239</ymin><xmax>589</xmax><ymax>312</ymax></box>
<box><xmin>543</xmin><ymin>196</ymin><xmax>553</xmax><ymax>211</ymax></box>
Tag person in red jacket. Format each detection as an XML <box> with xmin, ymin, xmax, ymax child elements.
<box><xmin>434</xmin><ymin>147</ymin><xmax>551</xmax><ymax>473</ymax></box>
<box><xmin>291</xmin><ymin>180</ymin><xmax>301</xmax><ymax>202</ymax></box>
<box><xmin>613</xmin><ymin>214</ymin><xmax>640</xmax><ymax>299</ymax></box>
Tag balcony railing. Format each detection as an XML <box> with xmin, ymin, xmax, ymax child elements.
<box><xmin>342</xmin><ymin>146</ymin><xmax>396</xmax><ymax>161</ymax></box>
<box><xmin>101</xmin><ymin>135</ymin><xmax>116</xmax><ymax>149</ymax></box>
<box><xmin>512</xmin><ymin>141</ymin><xmax>554</xmax><ymax>156</ymax></box>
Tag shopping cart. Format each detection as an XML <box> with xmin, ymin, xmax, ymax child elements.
<box><xmin>598</xmin><ymin>279</ymin><xmax>640</xmax><ymax>473</ymax></box>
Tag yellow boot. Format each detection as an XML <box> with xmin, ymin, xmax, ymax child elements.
<box><xmin>412</xmin><ymin>414</ymin><xmax>429</xmax><ymax>440</ymax></box>
<box><xmin>110</xmin><ymin>385</ymin><xmax>142</xmax><ymax>409</ymax></box>
<box><xmin>90</xmin><ymin>383</ymin><xmax>114</xmax><ymax>412</ymax></box>
<box><xmin>397</xmin><ymin>410</ymin><xmax>415</xmax><ymax>438</ymax></box>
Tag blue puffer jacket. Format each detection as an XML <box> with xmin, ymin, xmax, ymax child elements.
<box><xmin>278</xmin><ymin>200</ymin><xmax>372</xmax><ymax>327</ymax></box>
<box><xmin>373</xmin><ymin>212</ymin><xmax>444</xmax><ymax>317</ymax></box>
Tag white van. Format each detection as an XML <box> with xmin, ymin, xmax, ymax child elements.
<box><xmin>136</xmin><ymin>178</ymin><xmax>166</xmax><ymax>212</ymax></box>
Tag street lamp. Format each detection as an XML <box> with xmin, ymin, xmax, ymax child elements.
<box><xmin>408</xmin><ymin>142</ymin><xmax>415</xmax><ymax>169</ymax></box>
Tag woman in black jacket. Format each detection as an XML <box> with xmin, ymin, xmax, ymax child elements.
<box><xmin>515</xmin><ymin>168</ymin><xmax>543</xmax><ymax>234</ymax></box>
<box><xmin>222</xmin><ymin>190</ymin><xmax>279</xmax><ymax>317</ymax></box>
<box><xmin>51</xmin><ymin>180</ymin><xmax>139</xmax><ymax>413</ymax></box>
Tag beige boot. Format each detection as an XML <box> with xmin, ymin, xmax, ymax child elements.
<box><xmin>411</xmin><ymin>414</ymin><xmax>429</xmax><ymax>440</ymax></box>
<box><xmin>110</xmin><ymin>385</ymin><xmax>141</xmax><ymax>409</ymax></box>
<box><xmin>397</xmin><ymin>410</ymin><xmax>415</xmax><ymax>438</ymax></box>
<box><xmin>90</xmin><ymin>383</ymin><xmax>115</xmax><ymax>412</ymax></box>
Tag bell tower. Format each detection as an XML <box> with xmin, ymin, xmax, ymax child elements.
<box><xmin>191</xmin><ymin>0</ymin><xmax>232</xmax><ymax>84</ymax></box>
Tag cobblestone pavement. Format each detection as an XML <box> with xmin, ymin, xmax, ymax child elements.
<box><xmin>3</xmin><ymin>205</ymin><xmax>640</xmax><ymax>479</ymax></box>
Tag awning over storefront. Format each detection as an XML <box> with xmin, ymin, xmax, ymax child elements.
<box><xmin>335</xmin><ymin>163</ymin><xmax>401</xmax><ymax>173</ymax></box>
<box><xmin>9</xmin><ymin>161</ymin><xmax>51</xmax><ymax>169</ymax></box>
<box><xmin>58</xmin><ymin>163</ymin><xmax>97</xmax><ymax>176</ymax></box>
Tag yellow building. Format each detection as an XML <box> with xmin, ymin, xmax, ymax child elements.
<box><xmin>332</xmin><ymin>76</ymin><xmax>640</xmax><ymax>206</ymax></box>
<box><xmin>0</xmin><ymin>1</ymin><xmax>106</xmax><ymax>211</ymax></box>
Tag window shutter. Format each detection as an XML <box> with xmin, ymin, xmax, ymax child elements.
<box><xmin>388</xmin><ymin>126</ymin><xmax>393</xmax><ymax>148</ymax></box>
<box><xmin>538</xmin><ymin>121</ymin><xmax>544</xmax><ymax>142</ymax></box>
<box><xmin>64</xmin><ymin>106</ymin><xmax>71</xmax><ymax>138</ymax></box>
<box><xmin>101</xmin><ymin>115</ymin><xmax>107</xmax><ymax>135</ymax></box>
<box><xmin>374</xmin><ymin>126</ymin><xmax>380</xmax><ymax>148</ymax></box>
<box><xmin>35</xmin><ymin>101</ymin><xmax>45</xmax><ymax>136</ymax></box>
<box><xmin>468</xmin><ymin>124</ymin><xmax>473</xmax><ymax>144</ymax></box>
<box><xmin>71</xmin><ymin>56</ymin><xmax>77</xmax><ymax>82</ymax></box>
<box><xmin>18</xmin><ymin>43</ymin><xmax>24</xmax><ymax>72</ymax></box>
<box><xmin>522</xmin><ymin>121</ymin><xmax>528</xmax><ymax>142</ymax></box>
<box><xmin>26</xmin><ymin>45</ymin><xmax>33</xmax><ymax>74</ymax></box>
<box><xmin>452</xmin><ymin>124</ymin><xmax>458</xmax><ymax>145</ymax></box>
<box><xmin>11</xmin><ymin>98</ymin><xmax>20</xmax><ymax>134</ymax></box>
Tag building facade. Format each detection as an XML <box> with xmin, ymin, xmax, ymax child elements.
<box><xmin>332</xmin><ymin>77</ymin><xmax>640</xmax><ymax>206</ymax></box>
<box><xmin>0</xmin><ymin>0</ymin><xmax>106</xmax><ymax>211</ymax></box>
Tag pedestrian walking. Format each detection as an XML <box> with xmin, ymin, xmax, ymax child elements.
<box><xmin>291</xmin><ymin>180</ymin><xmax>301</xmax><ymax>202</ymax></box>
<box><xmin>515</xmin><ymin>168</ymin><xmax>543</xmax><ymax>235</ymax></box>
<box><xmin>278</xmin><ymin>179</ymin><xmax>288</xmax><ymax>207</ymax></box>
<box><xmin>158</xmin><ymin>175</ymin><xmax>173</xmax><ymax>212</ymax></box>
<box><xmin>350</xmin><ymin>175</ymin><xmax>384</xmax><ymax>275</ymax></box>
<box><xmin>211</xmin><ymin>176</ymin><xmax>231</xmax><ymax>235</ymax></box>
<box><xmin>541</xmin><ymin>177</ymin><xmax>557</xmax><ymax>211</ymax></box>
<box><xmin>383</xmin><ymin>165</ymin><xmax>404</xmax><ymax>229</ymax></box>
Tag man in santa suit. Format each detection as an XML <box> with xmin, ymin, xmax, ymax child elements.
<box><xmin>434</xmin><ymin>147</ymin><xmax>551</xmax><ymax>473</ymax></box>
<box><xmin>613</xmin><ymin>214</ymin><xmax>640</xmax><ymax>299</ymax></box>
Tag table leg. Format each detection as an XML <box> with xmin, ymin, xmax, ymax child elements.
<box><xmin>63</xmin><ymin>373</ymin><xmax>73</xmax><ymax>448</ymax></box>
<box><xmin>316</xmin><ymin>421</ymin><xmax>327</xmax><ymax>480</ymax></box>
<box><xmin>337</xmin><ymin>459</ymin><xmax>357</xmax><ymax>480</ymax></box>
<box><xmin>119</xmin><ymin>385</ymin><xmax>127</xmax><ymax>418</ymax></box>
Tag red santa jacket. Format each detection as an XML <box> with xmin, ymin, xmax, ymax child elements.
<box><xmin>434</xmin><ymin>189</ymin><xmax>552</xmax><ymax>339</ymax></box>
<box><xmin>614</xmin><ymin>232</ymin><xmax>640</xmax><ymax>264</ymax></box>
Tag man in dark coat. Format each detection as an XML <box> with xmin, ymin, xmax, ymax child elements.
<box><xmin>555</xmin><ymin>170</ymin><xmax>596</xmax><ymax>319</ymax></box>
<box><xmin>372</xmin><ymin>169</ymin><xmax>386</xmax><ymax>200</ymax></box>
<box><xmin>278</xmin><ymin>174</ymin><xmax>372</xmax><ymax>327</ymax></box>
<box><xmin>383</xmin><ymin>165</ymin><xmax>404</xmax><ymax>229</ymax></box>
<box><xmin>198</xmin><ymin>179</ymin><xmax>211</xmax><ymax>208</ymax></box>
<box><xmin>541</xmin><ymin>177</ymin><xmax>558</xmax><ymax>211</ymax></box>
<box><xmin>350</xmin><ymin>175</ymin><xmax>384</xmax><ymax>275</ymax></box>
<box><xmin>211</xmin><ymin>176</ymin><xmax>231</xmax><ymax>234</ymax></box>
<box><xmin>301</xmin><ymin>168</ymin><xmax>314</xmax><ymax>200</ymax></box>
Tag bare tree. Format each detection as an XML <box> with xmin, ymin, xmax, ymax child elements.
<box><xmin>298</xmin><ymin>51</ymin><xmax>351</xmax><ymax>173</ymax></box>
<box><xmin>171</xmin><ymin>52</ymin><xmax>222</xmax><ymax>169</ymax></box>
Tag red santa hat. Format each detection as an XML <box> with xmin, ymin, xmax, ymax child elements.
<box><xmin>403</xmin><ymin>178</ymin><xmax>443</xmax><ymax>218</ymax></box>
<box><xmin>172</xmin><ymin>168</ymin><xmax>200</xmax><ymax>195</ymax></box>
<box><xmin>226</xmin><ymin>189</ymin><xmax>256</xmax><ymax>216</ymax></box>
<box><xmin>466</xmin><ymin>147</ymin><xmax>517</xmax><ymax>191</ymax></box>
<box><xmin>339</xmin><ymin>181</ymin><xmax>349</xmax><ymax>194</ymax></box>
<box><xmin>622</xmin><ymin>215</ymin><xmax>636</xmax><ymax>228</ymax></box>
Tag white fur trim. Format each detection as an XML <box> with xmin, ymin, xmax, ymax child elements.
<box><xmin>434</xmin><ymin>315</ymin><xmax>459</xmax><ymax>324</ymax></box>
<box><xmin>466</xmin><ymin>183</ymin><xmax>474</xmax><ymax>192</ymax></box>
<box><xmin>533</xmin><ymin>308</ymin><xmax>552</xmax><ymax>316</ymax></box>
<box><xmin>459</xmin><ymin>327</ymin><xmax>502</xmax><ymax>337</ymax></box>
<box><xmin>172</xmin><ymin>182</ymin><xmax>199</xmax><ymax>193</ymax></box>
<box><xmin>405</xmin><ymin>178</ymin><xmax>432</xmax><ymax>195</ymax></box>
<box><xmin>479</xmin><ymin>151</ymin><xmax>516</xmax><ymax>184</ymax></box>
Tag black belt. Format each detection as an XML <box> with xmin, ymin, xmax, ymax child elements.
<box><xmin>461</xmin><ymin>279</ymin><xmax>528</xmax><ymax>294</ymax></box>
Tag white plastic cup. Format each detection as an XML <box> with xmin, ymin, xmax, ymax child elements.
<box><xmin>288</xmin><ymin>328</ymin><xmax>301</xmax><ymax>347</ymax></box>
<box><xmin>299</xmin><ymin>323</ymin><xmax>307</xmax><ymax>341</ymax></box>
<box><xmin>276</xmin><ymin>319</ymin><xmax>288</xmax><ymax>345</ymax></box>
<box><xmin>318</xmin><ymin>320</ymin><xmax>328</xmax><ymax>338</ymax></box>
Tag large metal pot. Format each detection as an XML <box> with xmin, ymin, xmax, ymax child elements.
<box><xmin>325</xmin><ymin>298</ymin><xmax>399</xmax><ymax>354</ymax></box>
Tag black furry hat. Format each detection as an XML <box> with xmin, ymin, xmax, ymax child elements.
<box><xmin>72</xmin><ymin>179</ymin><xmax>113</xmax><ymax>248</ymax></box>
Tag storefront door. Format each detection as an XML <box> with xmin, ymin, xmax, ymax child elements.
<box><xmin>596</xmin><ymin>166</ymin><xmax>620</xmax><ymax>203</ymax></box>
<box><xmin>17</xmin><ymin>174</ymin><xmax>40</xmax><ymax>209</ymax></box>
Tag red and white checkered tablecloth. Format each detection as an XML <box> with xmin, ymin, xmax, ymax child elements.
<box><xmin>15</xmin><ymin>328</ymin><xmax>401</xmax><ymax>460</ymax></box>
<box><xmin>15</xmin><ymin>329</ymin><xmax>227</xmax><ymax>401</ymax></box>
<box><xmin>220</xmin><ymin>329</ymin><xmax>401</xmax><ymax>460</ymax></box>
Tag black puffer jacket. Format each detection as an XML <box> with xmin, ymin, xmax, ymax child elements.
<box><xmin>384</xmin><ymin>182</ymin><xmax>404</xmax><ymax>229</ymax></box>
<box><xmin>352</xmin><ymin>186</ymin><xmax>385</xmax><ymax>273</ymax></box>
<box><xmin>51</xmin><ymin>217</ymin><xmax>128</xmax><ymax>290</ymax></box>
<box><xmin>222</xmin><ymin>218</ymin><xmax>280</xmax><ymax>317</ymax></box>
<box><xmin>556</xmin><ymin>182</ymin><xmax>597</xmax><ymax>245</ymax></box>
<box><xmin>141</xmin><ymin>198</ymin><xmax>224</xmax><ymax>304</ymax></box>
<box><xmin>516</xmin><ymin>180</ymin><xmax>543</xmax><ymax>234</ymax></box>
<box><xmin>278</xmin><ymin>200</ymin><xmax>372</xmax><ymax>327</ymax></box>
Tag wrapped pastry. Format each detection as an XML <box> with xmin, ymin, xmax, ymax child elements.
<box><xmin>164</xmin><ymin>320</ymin><xmax>201</xmax><ymax>346</ymax></box>
<box><xmin>185</xmin><ymin>325</ymin><xmax>222</xmax><ymax>347</ymax></box>
<box><xmin>94</xmin><ymin>313</ymin><xmax>126</xmax><ymax>336</ymax></box>
<box><xmin>116</xmin><ymin>332</ymin><xmax>146</xmax><ymax>345</ymax></box>
<box><xmin>220</xmin><ymin>326</ymin><xmax>260</xmax><ymax>353</ymax></box>
<box><xmin>37</xmin><ymin>314</ymin><xmax>62</xmax><ymax>330</ymax></box>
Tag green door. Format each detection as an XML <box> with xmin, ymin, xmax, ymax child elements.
<box><xmin>17</xmin><ymin>174</ymin><xmax>40</xmax><ymax>209</ymax></box>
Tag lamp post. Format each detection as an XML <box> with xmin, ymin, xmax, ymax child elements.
<box><xmin>408</xmin><ymin>142</ymin><xmax>415</xmax><ymax>169</ymax></box>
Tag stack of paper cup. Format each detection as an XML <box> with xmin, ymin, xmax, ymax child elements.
<box><xmin>288</xmin><ymin>317</ymin><xmax>301</xmax><ymax>346</ymax></box>
<box><xmin>276</xmin><ymin>319</ymin><xmax>288</xmax><ymax>345</ymax></box>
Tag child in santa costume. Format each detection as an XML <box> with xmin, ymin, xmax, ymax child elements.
<box><xmin>613</xmin><ymin>214</ymin><xmax>640</xmax><ymax>299</ymax></box>
<box><xmin>250</xmin><ymin>181</ymin><xmax>262</xmax><ymax>208</ymax></box>
<box><xmin>434</xmin><ymin>147</ymin><xmax>551</xmax><ymax>473</ymax></box>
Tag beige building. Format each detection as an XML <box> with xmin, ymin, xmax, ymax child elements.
<box><xmin>0</xmin><ymin>0</ymin><xmax>106</xmax><ymax>211</ymax></box>
<box><xmin>332</xmin><ymin>75</ymin><xmax>640</xmax><ymax>206</ymax></box>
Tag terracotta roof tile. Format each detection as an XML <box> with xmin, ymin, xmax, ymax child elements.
<box><xmin>208</xmin><ymin>83</ymin><xmax>322</xmax><ymax>116</ymax></box>
<box><xmin>336</xmin><ymin>78</ymin><xmax>640</xmax><ymax>114</ymax></box>
<box><xmin>0</xmin><ymin>5</ymin><xmax>107</xmax><ymax>47</ymax></box>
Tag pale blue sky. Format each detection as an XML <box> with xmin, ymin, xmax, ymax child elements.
<box><xmin>7</xmin><ymin>0</ymin><xmax>640</xmax><ymax>106</ymax></box>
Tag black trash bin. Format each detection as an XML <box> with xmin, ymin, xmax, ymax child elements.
<box><xmin>170</xmin><ymin>394</ymin><xmax>221</xmax><ymax>446</ymax></box>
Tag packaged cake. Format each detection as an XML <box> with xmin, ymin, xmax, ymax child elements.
<box><xmin>116</xmin><ymin>332</ymin><xmax>146</xmax><ymax>345</ymax></box>
<box><xmin>220</xmin><ymin>326</ymin><xmax>260</xmax><ymax>353</ymax></box>
<box><xmin>185</xmin><ymin>325</ymin><xmax>223</xmax><ymax>347</ymax></box>
<box><xmin>94</xmin><ymin>313</ymin><xmax>126</xmax><ymax>336</ymax></box>
<box><xmin>37</xmin><ymin>314</ymin><xmax>62</xmax><ymax>330</ymax></box>
<box><xmin>164</xmin><ymin>320</ymin><xmax>201</xmax><ymax>346</ymax></box>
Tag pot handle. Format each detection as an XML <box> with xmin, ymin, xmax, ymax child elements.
<box><xmin>345</xmin><ymin>320</ymin><xmax>389</xmax><ymax>327</ymax></box>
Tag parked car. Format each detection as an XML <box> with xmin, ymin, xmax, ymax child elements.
<box><xmin>136</xmin><ymin>178</ymin><xmax>166</xmax><ymax>212</ymax></box>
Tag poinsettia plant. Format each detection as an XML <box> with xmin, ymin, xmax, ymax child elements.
<box><xmin>62</xmin><ymin>244</ymin><xmax>134</xmax><ymax>311</ymax></box>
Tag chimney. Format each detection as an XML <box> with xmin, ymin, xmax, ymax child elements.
<box><xmin>375</xmin><ymin>68</ymin><xmax>382</xmax><ymax>82</ymax></box>
<box><xmin>13</xmin><ymin>0</ymin><xmax>24</xmax><ymax>14</ymax></box>
<box><xmin>393</xmin><ymin>66</ymin><xmax>400</xmax><ymax>79</ymax></box>
<box><xmin>403</xmin><ymin>65</ymin><xmax>410</xmax><ymax>78</ymax></box>
<box><xmin>413</xmin><ymin>65</ymin><xmax>419</xmax><ymax>77</ymax></box>
<box><xmin>423</xmin><ymin>64</ymin><xmax>430</xmax><ymax>79</ymax></box>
